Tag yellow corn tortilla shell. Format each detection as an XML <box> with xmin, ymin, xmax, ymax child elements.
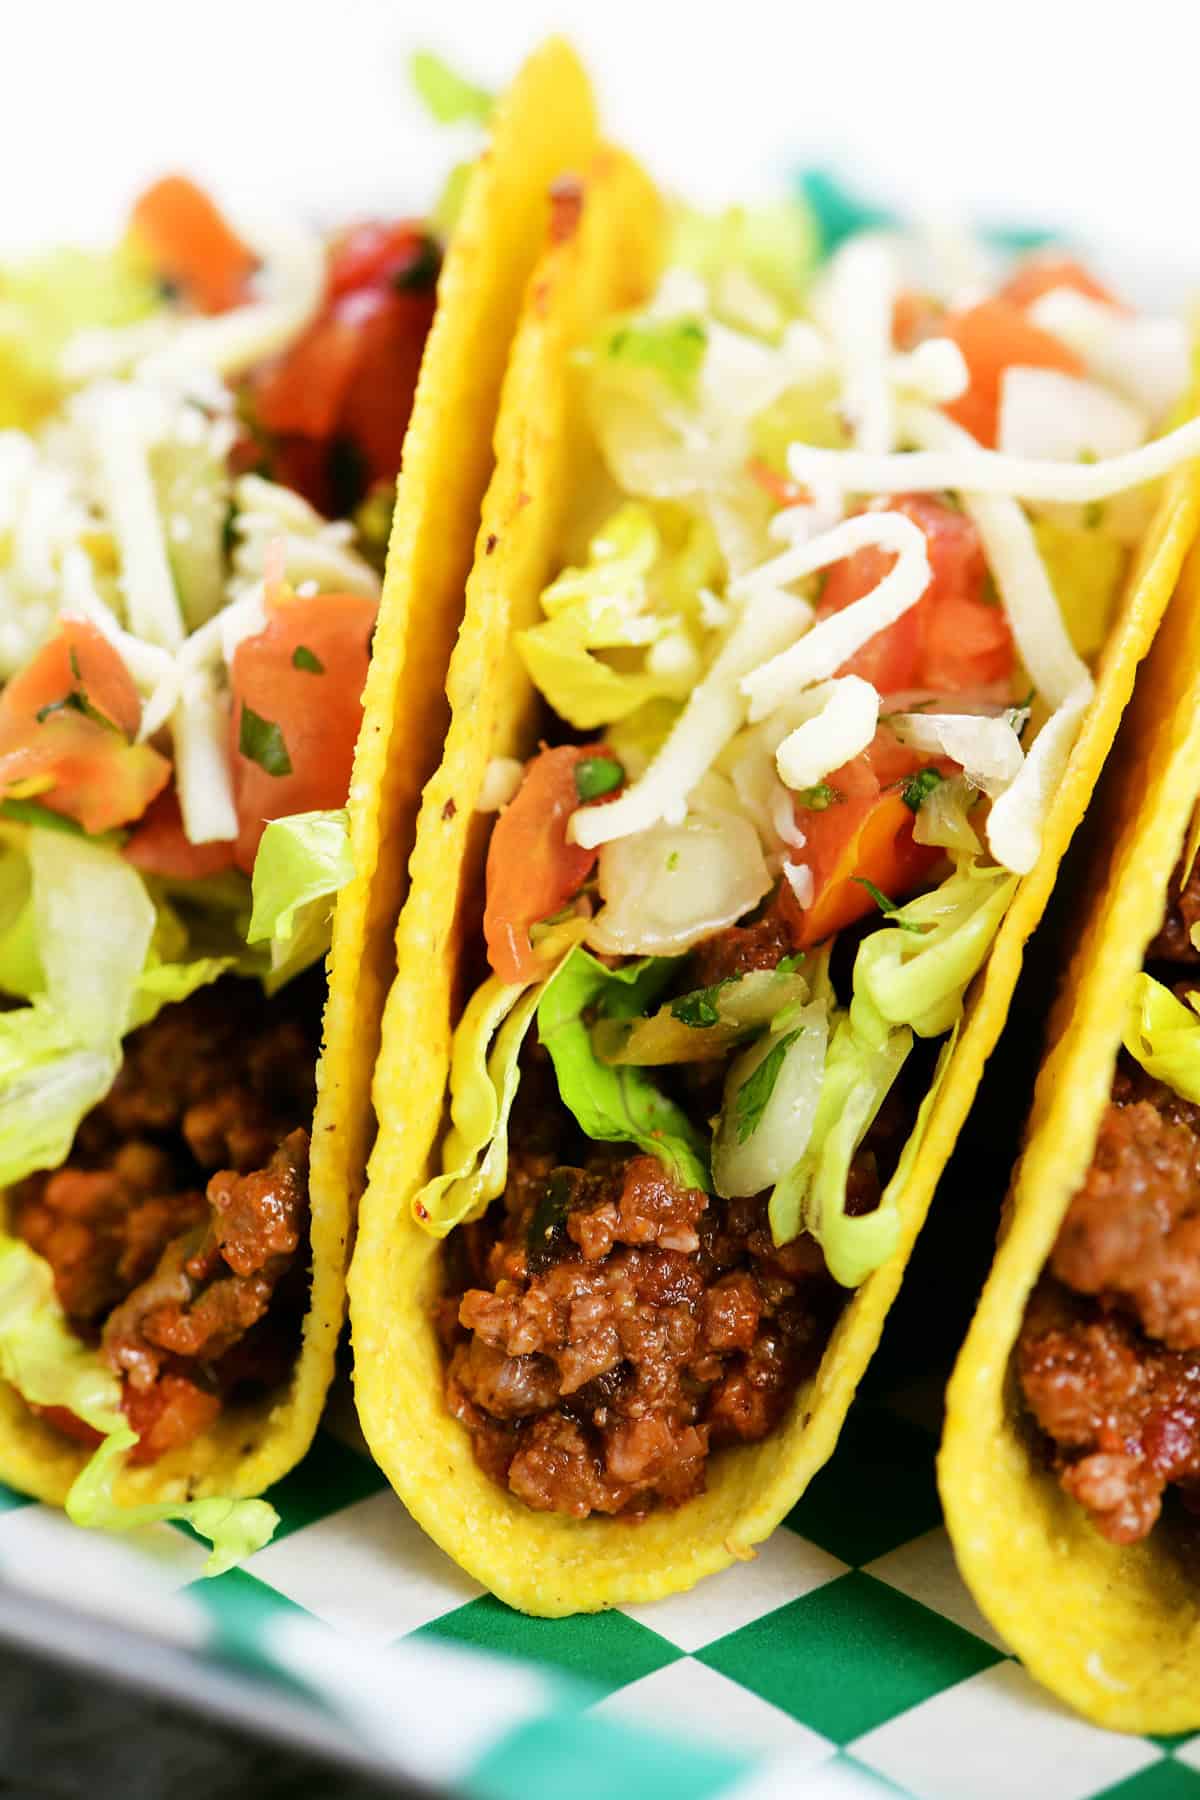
<box><xmin>350</xmin><ymin>142</ymin><xmax>1200</xmax><ymax>1610</ymax></box>
<box><xmin>941</xmin><ymin>538</ymin><xmax>1200</xmax><ymax>1734</ymax></box>
<box><xmin>0</xmin><ymin>40</ymin><xmax>599</xmax><ymax>1514</ymax></box>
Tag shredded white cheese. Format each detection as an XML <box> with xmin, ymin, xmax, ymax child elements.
<box><xmin>737</xmin><ymin>512</ymin><xmax>932</xmax><ymax>721</ymax></box>
<box><xmin>786</xmin><ymin>404</ymin><xmax>1200</xmax><ymax>505</ymax></box>
<box><xmin>569</xmin><ymin>589</ymin><xmax>811</xmax><ymax>851</ymax></box>
<box><xmin>903</xmin><ymin>404</ymin><xmax>1091</xmax><ymax>708</ymax></box>
<box><xmin>825</xmin><ymin>235</ymin><xmax>899</xmax><ymax>457</ymax></box>
<box><xmin>72</xmin><ymin>383</ymin><xmax>184</xmax><ymax>651</ymax></box>
<box><xmin>171</xmin><ymin>668</ymin><xmax>239</xmax><ymax>845</ymax></box>
<box><xmin>775</xmin><ymin>676</ymin><xmax>880</xmax><ymax>791</ymax></box>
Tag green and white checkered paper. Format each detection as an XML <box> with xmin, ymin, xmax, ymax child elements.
<box><xmin>1</xmin><ymin>1374</ymin><xmax>1197</xmax><ymax>1800</ymax></box>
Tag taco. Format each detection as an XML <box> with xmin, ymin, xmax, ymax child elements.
<box><xmin>0</xmin><ymin>39</ymin><xmax>600</xmax><ymax>1570</ymax></box>
<box><xmin>941</xmin><ymin>537</ymin><xmax>1200</xmax><ymax>1730</ymax></box>
<box><xmin>349</xmin><ymin>127</ymin><xmax>1200</xmax><ymax>1612</ymax></box>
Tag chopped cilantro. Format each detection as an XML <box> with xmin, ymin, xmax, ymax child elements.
<box><xmin>666</xmin><ymin>850</ymin><xmax>680</xmax><ymax>872</ymax></box>
<box><xmin>409</xmin><ymin>49</ymin><xmax>493</xmax><ymax>125</ymax></box>
<box><xmin>794</xmin><ymin>781</ymin><xmax>840</xmax><ymax>811</ymax></box>
<box><xmin>238</xmin><ymin>705</ymin><xmax>293</xmax><ymax>777</ymax></box>
<box><xmin>776</xmin><ymin>951</ymin><xmax>805</xmax><ymax>973</ymax></box>
<box><xmin>68</xmin><ymin>647</ymin><xmax>82</xmax><ymax>681</ymax></box>
<box><xmin>854</xmin><ymin>876</ymin><xmax>925</xmax><ymax>933</ymax></box>
<box><xmin>35</xmin><ymin>688</ymin><xmax>121</xmax><ymax>735</ymax></box>
<box><xmin>734</xmin><ymin>1030</ymin><xmax>801</xmax><ymax>1144</ymax></box>
<box><xmin>291</xmin><ymin>644</ymin><xmax>325</xmax><ymax>675</ymax></box>
<box><xmin>1084</xmin><ymin>499</ymin><xmax>1106</xmax><ymax>529</ymax></box>
<box><xmin>901</xmin><ymin>766</ymin><xmax>944</xmax><ymax>812</ymax></box>
<box><xmin>671</xmin><ymin>978</ymin><xmax>736</xmax><ymax>1029</ymax></box>
<box><xmin>0</xmin><ymin>797</ymin><xmax>88</xmax><ymax>836</ymax></box>
<box><xmin>574</xmin><ymin>755</ymin><xmax>624</xmax><ymax>803</ymax></box>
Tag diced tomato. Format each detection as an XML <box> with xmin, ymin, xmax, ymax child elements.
<box><xmin>999</xmin><ymin>254</ymin><xmax>1123</xmax><ymax>314</ymax></box>
<box><xmin>129</xmin><ymin>175</ymin><xmax>256</xmax><ymax>315</ymax></box>
<box><xmin>28</xmin><ymin>1403</ymin><xmax>103</xmax><ymax>1449</ymax></box>
<box><xmin>123</xmin><ymin>786</ymin><xmax>236</xmax><ymax>879</ymax></box>
<box><xmin>892</xmin><ymin>289</ymin><xmax>945</xmax><ymax>350</ymax></box>
<box><xmin>780</xmin><ymin>729</ymin><xmax>949</xmax><ymax>949</ymax></box>
<box><xmin>0</xmin><ymin>620</ymin><xmax>170</xmax><ymax>834</ymax></box>
<box><xmin>124</xmin><ymin>1371</ymin><xmax>222</xmax><ymax>1465</ymax></box>
<box><xmin>248</xmin><ymin>218</ymin><xmax>440</xmax><ymax>515</ymax></box>
<box><xmin>937</xmin><ymin>298</ymin><xmax>1084</xmax><ymax>446</ymax></box>
<box><xmin>816</xmin><ymin>494</ymin><xmax>1013</xmax><ymax>697</ymax></box>
<box><xmin>747</xmin><ymin>457</ymin><xmax>811</xmax><ymax>509</ymax></box>
<box><xmin>229</xmin><ymin>591</ymin><xmax>377</xmax><ymax>874</ymax></box>
<box><xmin>483</xmin><ymin>744</ymin><xmax>621</xmax><ymax>986</ymax></box>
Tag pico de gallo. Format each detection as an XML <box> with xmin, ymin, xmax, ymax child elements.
<box><xmin>417</xmin><ymin>208</ymin><xmax>1200</xmax><ymax>1521</ymax></box>
<box><xmin>0</xmin><ymin>171</ymin><xmax>441</xmax><ymax>1565</ymax></box>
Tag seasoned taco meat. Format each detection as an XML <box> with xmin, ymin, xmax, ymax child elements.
<box><xmin>439</xmin><ymin>1052</ymin><xmax>863</xmax><ymax>1518</ymax></box>
<box><xmin>12</xmin><ymin>978</ymin><xmax>317</xmax><ymax>1461</ymax></box>
<box><xmin>1146</xmin><ymin>855</ymin><xmax>1200</xmax><ymax>965</ymax></box>
<box><xmin>1017</xmin><ymin>1055</ymin><xmax>1200</xmax><ymax>1543</ymax></box>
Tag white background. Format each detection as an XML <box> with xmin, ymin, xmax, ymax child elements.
<box><xmin>4</xmin><ymin>0</ymin><xmax>1200</xmax><ymax>291</ymax></box>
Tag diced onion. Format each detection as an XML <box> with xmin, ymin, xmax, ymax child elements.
<box><xmin>1028</xmin><ymin>290</ymin><xmax>1190</xmax><ymax>420</ymax></box>
<box><xmin>889</xmin><ymin>709</ymin><xmax>1024</xmax><ymax>797</ymax></box>
<box><xmin>997</xmin><ymin>368</ymin><xmax>1147</xmax><ymax>463</ymax></box>
<box><xmin>587</xmin><ymin>806</ymin><xmax>771</xmax><ymax>957</ymax></box>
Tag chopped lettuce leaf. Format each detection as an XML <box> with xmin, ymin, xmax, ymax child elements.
<box><xmin>671</xmin><ymin>201</ymin><xmax>817</xmax><ymax>327</ymax></box>
<box><xmin>0</xmin><ymin>1237</ymin><xmax>276</xmax><ymax>1575</ymax></box>
<box><xmin>602</xmin><ymin>315</ymin><xmax>708</xmax><ymax>400</ymax></box>
<box><xmin>852</xmin><ymin>860</ymin><xmax>1018</xmax><ymax>1040</ymax></box>
<box><xmin>596</xmin><ymin>966</ymin><xmax>810</xmax><ymax>1065</ymax></box>
<box><xmin>65</xmin><ymin>1425</ymin><xmax>278</xmax><ymax>1577</ymax></box>
<box><xmin>516</xmin><ymin>504</ymin><xmax>716</xmax><ymax>730</ymax></box>
<box><xmin>409</xmin><ymin>49</ymin><xmax>493</xmax><ymax>124</ymax></box>
<box><xmin>769</xmin><ymin>1011</ymin><xmax>913</xmax><ymax>1286</ymax></box>
<box><xmin>0</xmin><ymin>829</ymin><xmax>253</xmax><ymax>1185</ymax></box>
<box><xmin>247</xmin><ymin>808</ymin><xmax>353</xmax><ymax>987</ymax></box>
<box><xmin>713</xmin><ymin>1001</ymin><xmax>829</xmax><ymax>1200</ymax></box>
<box><xmin>1123</xmin><ymin>973</ymin><xmax>1200</xmax><ymax>1102</ymax></box>
<box><xmin>412</xmin><ymin>922</ymin><xmax>590</xmax><ymax>1236</ymax></box>
<box><xmin>0</xmin><ymin>245</ymin><xmax>159</xmax><ymax>427</ymax></box>
<box><xmin>537</xmin><ymin>947</ymin><xmax>710</xmax><ymax>1193</ymax></box>
<box><xmin>1033</xmin><ymin>515</ymin><xmax>1127</xmax><ymax>660</ymax></box>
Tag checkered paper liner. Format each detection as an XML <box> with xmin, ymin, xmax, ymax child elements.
<box><xmin>2</xmin><ymin>1375</ymin><xmax>1198</xmax><ymax>1800</ymax></box>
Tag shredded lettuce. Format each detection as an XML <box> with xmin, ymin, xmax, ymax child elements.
<box><xmin>537</xmin><ymin>947</ymin><xmax>710</xmax><ymax>1192</ymax></box>
<box><xmin>0</xmin><ymin>1238</ymin><xmax>276</xmax><ymax>1574</ymax></box>
<box><xmin>852</xmin><ymin>860</ymin><xmax>1018</xmax><ymax>1040</ymax></box>
<box><xmin>412</xmin><ymin>923</ymin><xmax>589</xmax><ymax>1236</ymax></box>
<box><xmin>0</xmin><ymin>245</ymin><xmax>159</xmax><ymax>427</ymax></box>
<box><xmin>713</xmin><ymin>1000</ymin><xmax>829</xmax><ymax>1200</ymax></box>
<box><xmin>601</xmin><ymin>315</ymin><xmax>708</xmax><ymax>400</ymax></box>
<box><xmin>595</xmin><ymin>965</ymin><xmax>811</xmax><ymax>1066</ymax></box>
<box><xmin>769</xmin><ymin>1011</ymin><xmax>913</xmax><ymax>1287</ymax></box>
<box><xmin>1123</xmin><ymin>973</ymin><xmax>1200</xmax><ymax>1102</ymax></box>
<box><xmin>0</xmin><ymin>829</ymin><xmax>243</xmax><ymax>1187</ymax></box>
<box><xmin>247</xmin><ymin>807</ymin><xmax>353</xmax><ymax>989</ymax></box>
<box><xmin>670</xmin><ymin>202</ymin><xmax>817</xmax><ymax>332</ymax></box>
<box><xmin>515</xmin><ymin>504</ymin><xmax>717</xmax><ymax>730</ymax></box>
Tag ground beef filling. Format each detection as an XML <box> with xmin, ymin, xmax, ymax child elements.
<box><xmin>1017</xmin><ymin>1052</ymin><xmax>1200</xmax><ymax>1544</ymax></box>
<box><xmin>439</xmin><ymin>1102</ymin><xmax>851</xmax><ymax>1519</ymax></box>
<box><xmin>12</xmin><ymin>979</ymin><xmax>316</xmax><ymax>1463</ymax></box>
